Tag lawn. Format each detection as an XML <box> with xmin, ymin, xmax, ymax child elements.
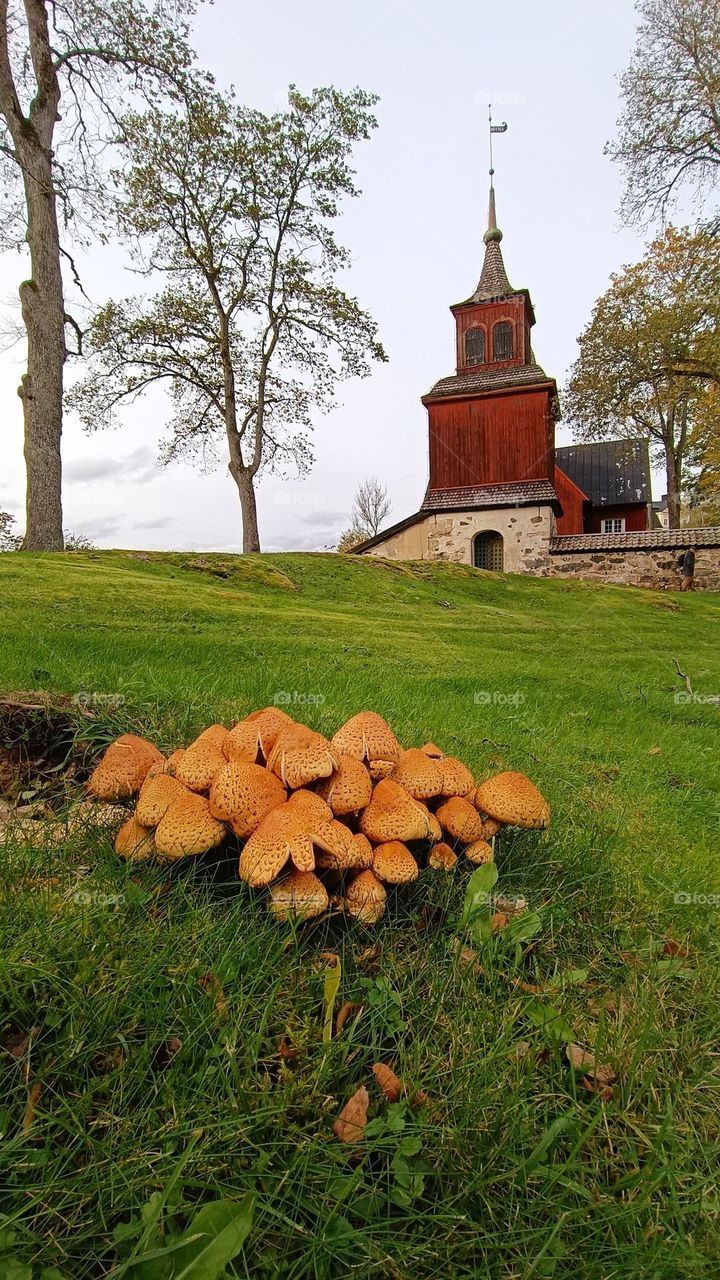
<box><xmin>0</xmin><ymin>549</ymin><xmax>719</xmax><ymax>1279</ymax></box>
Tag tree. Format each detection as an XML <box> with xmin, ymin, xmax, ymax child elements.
<box><xmin>684</xmin><ymin>383</ymin><xmax>720</xmax><ymax>523</ymax></box>
<box><xmin>564</xmin><ymin>226</ymin><xmax>720</xmax><ymax>527</ymax></box>
<box><xmin>350</xmin><ymin>476</ymin><xmax>391</xmax><ymax>538</ymax></box>
<box><xmin>0</xmin><ymin>509</ymin><xmax>21</xmax><ymax>550</ymax></box>
<box><xmin>0</xmin><ymin>1</ymin><xmax>205</xmax><ymax>551</ymax></box>
<box><xmin>71</xmin><ymin>87</ymin><xmax>386</xmax><ymax>553</ymax></box>
<box><xmin>608</xmin><ymin>0</ymin><xmax>720</xmax><ymax>226</ymax></box>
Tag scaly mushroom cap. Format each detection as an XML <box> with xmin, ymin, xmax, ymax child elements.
<box><xmin>331</xmin><ymin>711</ymin><xmax>401</xmax><ymax>768</ymax></box>
<box><xmin>135</xmin><ymin>773</ymin><xmax>188</xmax><ymax>827</ymax></box>
<box><xmin>164</xmin><ymin>749</ymin><xmax>186</xmax><ymax>777</ymax></box>
<box><xmin>87</xmin><ymin>734</ymin><xmax>164</xmax><ymax>801</ymax></box>
<box><xmin>436</xmin><ymin>796</ymin><xmax>485</xmax><ymax>844</ymax></box>
<box><xmin>316</xmin><ymin>754</ymin><xmax>373</xmax><ymax>815</ymax></box>
<box><xmin>174</xmin><ymin>738</ymin><xmax>226</xmax><ymax>793</ymax></box>
<box><xmin>285</xmin><ymin>788</ymin><xmax>333</xmax><ymax>825</ymax></box>
<box><xmin>368</xmin><ymin>759</ymin><xmax>397</xmax><ymax>780</ymax></box>
<box><xmin>269</xmin><ymin>869</ymin><xmax>330</xmax><ymax>921</ymax></box>
<box><xmin>239</xmin><ymin>802</ymin><xmax>315</xmax><ymax>885</ymax></box>
<box><xmin>154</xmin><ymin>792</ymin><xmax>226</xmax><ymax>859</ymax></box>
<box><xmin>416</xmin><ymin>803</ymin><xmax>442</xmax><ymax>844</ymax></box>
<box><xmin>196</xmin><ymin>723</ymin><xmax>230</xmax><ymax>748</ymax></box>
<box><xmin>390</xmin><ymin>748</ymin><xmax>443</xmax><ymax>800</ymax></box>
<box><xmin>420</xmin><ymin>742</ymin><xmax>445</xmax><ymax>759</ymax></box>
<box><xmin>208</xmin><ymin>762</ymin><xmax>287</xmax><ymax>837</ymax></box>
<box><xmin>267</xmin><ymin>725</ymin><xmax>338</xmax><ymax>790</ymax></box>
<box><xmin>481</xmin><ymin>817</ymin><xmax>504</xmax><ymax>840</ymax></box>
<box><xmin>438</xmin><ymin>756</ymin><xmax>475</xmax><ymax>797</ymax></box>
<box><xmin>428</xmin><ymin>841</ymin><xmax>457</xmax><ymax>870</ymax></box>
<box><xmin>315</xmin><ymin>831</ymin><xmax>374</xmax><ymax>872</ymax></box>
<box><xmin>464</xmin><ymin>838</ymin><xmax>494</xmax><ymax>865</ymax></box>
<box><xmin>115</xmin><ymin>814</ymin><xmax>155</xmax><ymax>860</ymax></box>
<box><xmin>224</xmin><ymin>707</ymin><xmax>294</xmax><ymax>765</ymax></box>
<box><xmin>474</xmin><ymin>771</ymin><xmax>550</xmax><ymax>830</ymax></box>
<box><xmin>359</xmin><ymin>779</ymin><xmax>431</xmax><ymax>844</ymax></box>
<box><xmin>345</xmin><ymin>869</ymin><xmax>387</xmax><ymax>923</ymax></box>
<box><xmin>372</xmin><ymin>840</ymin><xmax>419</xmax><ymax>884</ymax></box>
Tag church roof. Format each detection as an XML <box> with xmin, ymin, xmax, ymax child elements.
<box><xmin>422</xmin><ymin>480</ymin><xmax>559</xmax><ymax>511</ymax></box>
<box><xmin>457</xmin><ymin>185</ymin><xmax>525</xmax><ymax>305</ymax></box>
<box><xmin>423</xmin><ymin>362</ymin><xmax>553</xmax><ymax>402</ymax></box>
<box><xmin>551</xmin><ymin>527</ymin><xmax>720</xmax><ymax>552</ymax></box>
<box><xmin>555</xmin><ymin>440</ymin><xmax>651</xmax><ymax>506</ymax></box>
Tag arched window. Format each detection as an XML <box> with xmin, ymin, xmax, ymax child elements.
<box><xmin>473</xmin><ymin>531</ymin><xmax>504</xmax><ymax>572</ymax></box>
<box><xmin>493</xmin><ymin>321</ymin><xmax>514</xmax><ymax>361</ymax></box>
<box><xmin>465</xmin><ymin>327</ymin><xmax>486</xmax><ymax>367</ymax></box>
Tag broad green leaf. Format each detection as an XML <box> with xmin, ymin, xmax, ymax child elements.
<box><xmin>166</xmin><ymin>1196</ymin><xmax>255</xmax><ymax>1279</ymax></box>
<box><xmin>322</xmin><ymin>955</ymin><xmax>342</xmax><ymax>1042</ymax></box>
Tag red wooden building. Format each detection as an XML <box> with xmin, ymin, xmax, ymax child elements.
<box><xmin>355</xmin><ymin>184</ymin><xmax>651</xmax><ymax>572</ymax></box>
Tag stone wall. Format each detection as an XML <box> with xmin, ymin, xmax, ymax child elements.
<box><xmin>545</xmin><ymin>546</ymin><xmax>720</xmax><ymax>590</ymax></box>
<box><xmin>362</xmin><ymin>504</ymin><xmax>554</xmax><ymax>574</ymax></box>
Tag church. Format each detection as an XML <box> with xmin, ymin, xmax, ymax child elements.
<box><xmin>353</xmin><ymin>181</ymin><xmax>655</xmax><ymax>574</ymax></box>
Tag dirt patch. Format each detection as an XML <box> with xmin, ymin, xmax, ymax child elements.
<box><xmin>0</xmin><ymin>690</ymin><xmax>92</xmax><ymax>806</ymax></box>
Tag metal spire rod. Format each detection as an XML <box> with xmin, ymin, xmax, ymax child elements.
<box><xmin>488</xmin><ymin>103</ymin><xmax>508</xmax><ymax>182</ymax></box>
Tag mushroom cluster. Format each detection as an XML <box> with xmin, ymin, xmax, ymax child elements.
<box><xmin>87</xmin><ymin>710</ymin><xmax>550</xmax><ymax>924</ymax></box>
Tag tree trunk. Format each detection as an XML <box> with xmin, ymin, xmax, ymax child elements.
<box><xmin>229</xmin><ymin>462</ymin><xmax>261</xmax><ymax>553</ymax></box>
<box><xmin>664</xmin><ymin>440</ymin><xmax>681</xmax><ymax>530</ymax></box>
<box><xmin>19</xmin><ymin>140</ymin><xmax>65</xmax><ymax>550</ymax></box>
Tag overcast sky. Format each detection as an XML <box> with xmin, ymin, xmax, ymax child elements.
<box><xmin>1</xmin><ymin>0</ymin><xmax>660</xmax><ymax>551</ymax></box>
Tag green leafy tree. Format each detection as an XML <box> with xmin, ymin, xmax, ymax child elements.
<box><xmin>0</xmin><ymin>0</ymin><xmax>206</xmax><ymax>551</ymax></box>
<box><xmin>71</xmin><ymin>87</ymin><xmax>386</xmax><ymax>553</ymax></box>
<box><xmin>565</xmin><ymin>226</ymin><xmax>720</xmax><ymax>527</ymax></box>
<box><xmin>608</xmin><ymin>0</ymin><xmax>720</xmax><ymax>226</ymax></box>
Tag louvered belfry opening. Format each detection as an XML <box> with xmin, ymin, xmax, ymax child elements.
<box><xmin>465</xmin><ymin>327</ymin><xmax>486</xmax><ymax>366</ymax></box>
<box><xmin>473</xmin><ymin>531</ymin><xmax>504</xmax><ymax>571</ymax></box>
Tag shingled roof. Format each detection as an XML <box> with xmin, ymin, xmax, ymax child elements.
<box><xmin>551</xmin><ymin>527</ymin><xmax>720</xmax><ymax>552</ymax></box>
<box><xmin>459</xmin><ymin>186</ymin><xmax>523</xmax><ymax>304</ymax></box>
<box><xmin>422</xmin><ymin>480</ymin><xmax>559</xmax><ymax>511</ymax></box>
<box><xmin>424</xmin><ymin>362</ymin><xmax>552</xmax><ymax>401</ymax></box>
<box><xmin>555</xmin><ymin>440</ymin><xmax>650</xmax><ymax>506</ymax></box>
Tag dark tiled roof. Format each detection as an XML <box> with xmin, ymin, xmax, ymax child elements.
<box><xmin>551</xmin><ymin>527</ymin><xmax>720</xmax><ymax>553</ymax></box>
<box><xmin>468</xmin><ymin>239</ymin><xmax>519</xmax><ymax>302</ymax></box>
<box><xmin>555</xmin><ymin>440</ymin><xmax>651</xmax><ymax>506</ymax></box>
<box><xmin>424</xmin><ymin>362</ymin><xmax>552</xmax><ymax>401</ymax></box>
<box><xmin>422</xmin><ymin>480</ymin><xmax>558</xmax><ymax>511</ymax></box>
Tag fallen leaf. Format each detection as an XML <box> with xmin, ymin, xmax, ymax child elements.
<box><xmin>336</xmin><ymin>1002</ymin><xmax>363</xmax><ymax>1034</ymax></box>
<box><xmin>372</xmin><ymin>1061</ymin><xmax>403</xmax><ymax>1102</ymax></box>
<box><xmin>333</xmin><ymin>1085</ymin><xmax>369</xmax><ymax>1143</ymax></box>
<box><xmin>278</xmin><ymin>1036</ymin><xmax>299</xmax><ymax>1060</ymax></box>
<box><xmin>567</xmin><ymin>1043</ymin><xmax>616</xmax><ymax>1096</ymax></box>
<box><xmin>199</xmin><ymin>972</ymin><xmax>228</xmax><ymax>1017</ymax></box>
<box><xmin>154</xmin><ymin>1036</ymin><xmax>182</xmax><ymax>1068</ymax></box>
<box><xmin>509</xmin><ymin>1040</ymin><xmax>532</xmax><ymax>1061</ymax></box>
<box><xmin>355</xmin><ymin>944</ymin><xmax>381</xmax><ymax>968</ymax></box>
<box><xmin>409</xmin><ymin>1088</ymin><xmax>429</xmax><ymax>1109</ymax></box>
<box><xmin>566</xmin><ymin>1044</ymin><xmax>595</xmax><ymax>1072</ymax></box>
<box><xmin>22</xmin><ymin>1080</ymin><xmax>42</xmax><ymax>1132</ymax></box>
<box><xmin>322</xmin><ymin>953</ymin><xmax>342</xmax><ymax>1043</ymax></box>
<box><xmin>663</xmin><ymin>938</ymin><xmax>689</xmax><ymax>958</ymax></box>
<box><xmin>491</xmin><ymin>911</ymin><xmax>509</xmax><ymax>931</ymax></box>
<box><xmin>3</xmin><ymin>1028</ymin><xmax>37</xmax><ymax>1059</ymax></box>
<box><xmin>580</xmin><ymin>1073</ymin><xmax>614</xmax><ymax>1102</ymax></box>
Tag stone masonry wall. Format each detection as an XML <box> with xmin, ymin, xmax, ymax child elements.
<box><xmin>363</xmin><ymin>505</ymin><xmax>553</xmax><ymax>573</ymax></box>
<box><xmin>545</xmin><ymin>546</ymin><xmax>720</xmax><ymax>590</ymax></box>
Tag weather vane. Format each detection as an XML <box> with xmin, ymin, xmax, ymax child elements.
<box><xmin>488</xmin><ymin>104</ymin><xmax>508</xmax><ymax>180</ymax></box>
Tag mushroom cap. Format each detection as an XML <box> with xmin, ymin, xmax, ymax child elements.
<box><xmin>481</xmin><ymin>817</ymin><xmax>504</xmax><ymax>840</ymax></box>
<box><xmin>285</xmin><ymin>788</ymin><xmax>333</xmax><ymax>825</ymax></box>
<box><xmin>420</xmin><ymin>741</ymin><xmax>445</xmax><ymax>759</ymax></box>
<box><xmin>428</xmin><ymin>841</ymin><xmax>458</xmax><ymax>870</ymax></box>
<box><xmin>269</xmin><ymin>870</ymin><xmax>329</xmax><ymax>921</ymax></box>
<box><xmin>436</xmin><ymin>796</ymin><xmax>485</xmax><ymax>844</ymax></box>
<box><xmin>315</xmin><ymin>827</ymin><xmax>373</xmax><ymax>871</ymax></box>
<box><xmin>345</xmin><ymin>869</ymin><xmax>387</xmax><ymax>923</ymax></box>
<box><xmin>224</xmin><ymin>707</ymin><xmax>294</xmax><ymax>765</ymax></box>
<box><xmin>474</xmin><ymin>771</ymin><xmax>550</xmax><ymax>829</ymax></box>
<box><xmin>331</xmin><ymin>711</ymin><xmax>401</xmax><ymax>767</ymax></box>
<box><xmin>196</xmin><ymin>723</ymin><xmax>230</xmax><ymax>748</ymax></box>
<box><xmin>316</xmin><ymin>754</ymin><xmax>373</xmax><ymax>815</ymax></box>
<box><xmin>164</xmin><ymin>749</ymin><xmax>187</xmax><ymax>776</ymax></box>
<box><xmin>368</xmin><ymin>759</ymin><xmax>397</xmax><ymax>781</ymax></box>
<box><xmin>154</xmin><ymin>792</ymin><xmax>227</xmax><ymax>859</ymax></box>
<box><xmin>416</xmin><ymin>802</ymin><xmax>442</xmax><ymax>844</ymax></box>
<box><xmin>390</xmin><ymin>748</ymin><xmax>443</xmax><ymax>800</ymax></box>
<box><xmin>437</xmin><ymin>756</ymin><xmax>476</xmax><ymax>798</ymax></box>
<box><xmin>87</xmin><ymin>734</ymin><xmax>164</xmax><ymax>801</ymax></box>
<box><xmin>464</xmin><ymin>838</ymin><xmax>494</xmax><ymax>864</ymax></box>
<box><xmin>174</xmin><ymin>739</ymin><xmax>226</xmax><ymax>793</ymax></box>
<box><xmin>115</xmin><ymin>814</ymin><xmax>155</xmax><ymax>860</ymax></box>
<box><xmin>135</xmin><ymin>773</ymin><xmax>188</xmax><ymax>827</ymax></box>
<box><xmin>239</xmin><ymin>802</ymin><xmax>315</xmax><ymax>885</ymax></box>
<box><xmin>359</xmin><ymin>779</ymin><xmax>432</xmax><ymax>844</ymax></box>
<box><xmin>208</xmin><ymin>762</ymin><xmax>287</xmax><ymax>837</ymax></box>
<box><xmin>267</xmin><ymin>724</ymin><xmax>338</xmax><ymax>790</ymax></box>
<box><xmin>372</xmin><ymin>840</ymin><xmax>419</xmax><ymax>884</ymax></box>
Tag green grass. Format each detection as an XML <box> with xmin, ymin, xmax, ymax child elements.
<box><xmin>0</xmin><ymin>549</ymin><xmax>719</xmax><ymax>1279</ymax></box>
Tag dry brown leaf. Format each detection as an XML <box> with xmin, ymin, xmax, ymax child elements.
<box><xmin>567</xmin><ymin>1043</ymin><xmax>616</xmax><ymax>1095</ymax></box>
<box><xmin>355</xmin><ymin>944</ymin><xmax>381</xmax><ymax>967</ymax></box>
<box><xmin>3</xmin><ymin>1028</ymin><xmax>36</xmax><ymax>1060</ymax></box>
<box><xmin>372</xmin><ymin>1061</ymin><xmax>403</xmax><ymax>1102</ymax></box>
<box><xmin>409</xmin><ymin>1088</ymin><xmax>429</xmax><ymax>1109</ymax></box>
<box><xmin>491</xmin><ymin>911</ymin><xmax>509</xmax><ymax>931</ymax></box>
<box><xmin>22</xmin><ymin>1080</ymin><xmax>42</xmax><ymax>1132</ymax></box>
<box><xmin>580</xmin><ymin>1074</ymin><xmax>614</xmax><ymax>1102</ymax></box>
<box><xmin>318</xmin><ymin>950</ymin><xmax>340</xmax><ymax>969</ymax></box>
<box><xmin>663</xmin><ymin>938</ymin><xmax>689</xmax><ymax>958</ymax></box>
<box><xmin>199</xmin><ymin>972</ymin><xmax>228</xmax><ymax>1017</ymax></box>
<box><xmin>336</xmin><ymin>1002</ymin><xmax>364</xmax><ymax>1035</ymax></box>
<box><xmin>333</xmin><ymin>1085</ymin><xmax>369</xmax><ymax>1143</ymax></box>
<box><xmin>278</xmin><ymin>1036</ymin><xmax>299</xmax><ymax>1060</ymax></box>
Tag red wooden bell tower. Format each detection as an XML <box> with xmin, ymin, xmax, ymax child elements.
<box><xmin>421</xmin><ymin>185</ymin><xmax>558</xmax><ymax>504</ymax></box>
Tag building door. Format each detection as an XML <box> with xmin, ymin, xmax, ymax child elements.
<box><xmin>473</xmin><ymin>531</ymin><xmax>504</xmax><ymax>571</ymax></box>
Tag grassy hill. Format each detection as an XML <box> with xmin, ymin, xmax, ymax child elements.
<box><xmin>0</xmin><ymin>551</ymin><xmax>719</xmax><ymax>1279</ymax></box>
